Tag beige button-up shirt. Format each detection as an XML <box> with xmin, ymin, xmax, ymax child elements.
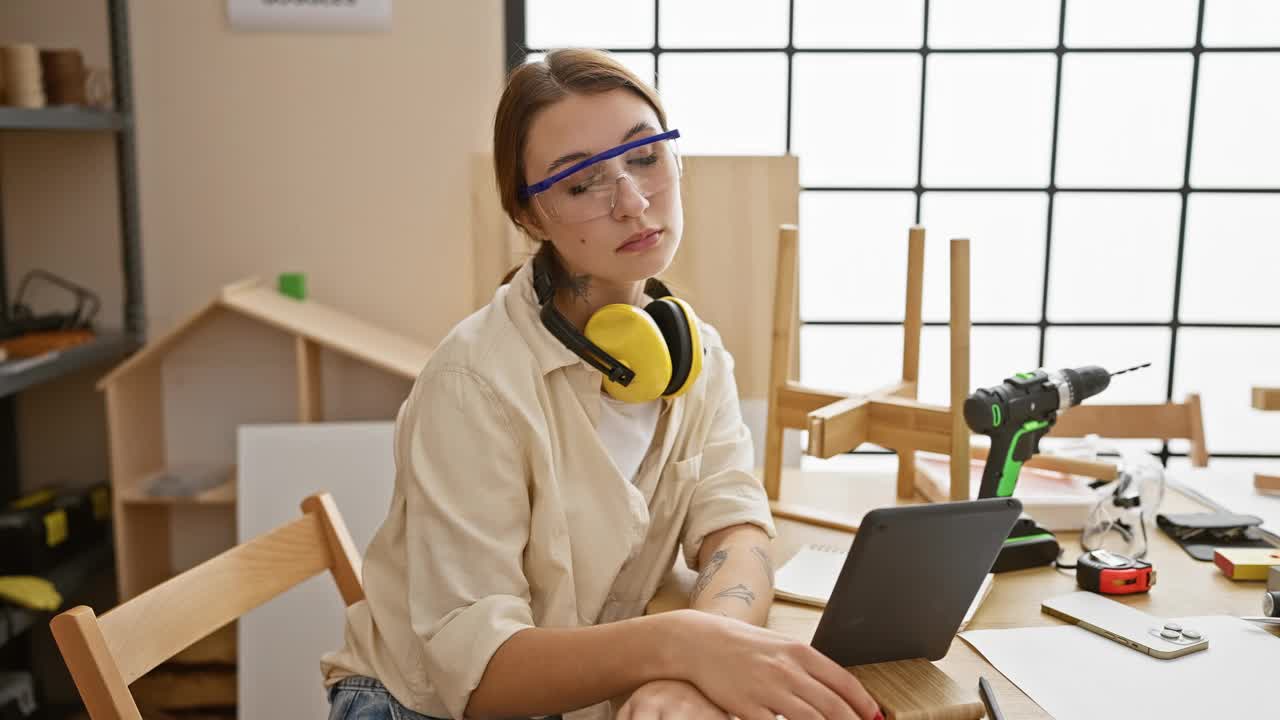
<box><xmin>321</xmin><ymin>260</ymin><xmax>777</xmax><ymax>719</ymax></box>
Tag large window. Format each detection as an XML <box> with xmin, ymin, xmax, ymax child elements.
<box><xmin>509</xmin><ymin>0</ymin><xmax>1280</xmax><ymax>468</ymax></box>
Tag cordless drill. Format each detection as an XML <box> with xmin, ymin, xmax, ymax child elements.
<box><xmin>964</xmin><ymin>364</ymin><xmax>1146</xmax><ymax>572</ymax></box>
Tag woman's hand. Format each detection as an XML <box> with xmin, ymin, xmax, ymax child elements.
<box><xmin>617</xmin><ymin>679</ymin><xmax>728</xmax><ymax>720</ymax></box>
<box><xmin>664</xmin><ymin>610</ymin><xmax>882</xmax><ymax>720</ymax></box>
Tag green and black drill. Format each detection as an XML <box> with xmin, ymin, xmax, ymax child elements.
<box><xmin>964</xmin><ymin>363</ymin><xmax>1148</xmax><ymax>572</ymax></box>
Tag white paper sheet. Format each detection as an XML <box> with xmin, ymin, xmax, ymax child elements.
<box><xmin>960</xmin><ymin>616</ymin><xmax>1274</xmax><ymax>719</ymax></box>
<box><xmin>1171</xmin><ymin>467</ymin><xmax>1280</xmax><ymax>540</ymax></box>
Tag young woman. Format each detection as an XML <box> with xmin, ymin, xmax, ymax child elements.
<box><xmin>320</xmin><ymin>48</ymin><xmax>881</xmax><ymax>720</ymax></box>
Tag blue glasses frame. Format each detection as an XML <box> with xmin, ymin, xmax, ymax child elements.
<box><xmin>519</xmin><ymin>128</ymin><xmax>681</xmax><ymax>200</ymax></box>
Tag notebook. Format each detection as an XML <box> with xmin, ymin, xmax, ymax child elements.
<box><xmin>775</xmin><ymin>544</ymin><xmax>995</xmax><ymax>631</ymax></box>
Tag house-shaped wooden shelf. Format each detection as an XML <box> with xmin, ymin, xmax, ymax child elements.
<box><xmin>97</xmin><ymin>278</ymin><xmax>432</xmax><ymax>600</ymax></box>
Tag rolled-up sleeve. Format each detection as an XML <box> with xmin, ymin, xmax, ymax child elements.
<box><xmin>398</xmin><ymin>367</ymin><xmax>535</xmax><ymax>719</ymax></box>
<box><xmin>680</xmin><ymin>347</ymin><xmax>778</xmax><ymax>570</ymax></box>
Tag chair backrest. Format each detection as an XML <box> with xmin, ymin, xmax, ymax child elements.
<box><xmin>1046</xmin><ymin>394</ymin><xmax>1209</xmax><ymax>466</ymax></box>
<box><xmin>50</xmin><ymin>492</ymin><xmax>364</xmax><ymax>720</ymax></box>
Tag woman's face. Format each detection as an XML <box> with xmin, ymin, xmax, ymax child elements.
<box><xmin>521</xmin><ymin>89</ymin><xmax>684</xmax><ymax>288</ymax></box>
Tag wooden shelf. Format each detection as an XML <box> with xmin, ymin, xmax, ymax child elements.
<box><xmin>122</xmin><ymin>470</ymin><xmax>237</xmax><ymax>506</ymax></box>
<box><xmin>0</xmin><ymin>106</ymin><xmax>124</xmax><ymax>131</ymax></box>
<box><xmin>0</xmin><ymin>332</ymin><xmax>138</xmax><ymax>398</ymax></box>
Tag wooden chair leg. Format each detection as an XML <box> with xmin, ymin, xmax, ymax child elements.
<box><xmin>1186</xmin><ymin>393</ymin><xmax>1209</xmax><ymax>467</ymax></box>
<box><xmin>765</xmin><ymin>225</ymin><xmax>800</xmax><ymax>500</ymax></box>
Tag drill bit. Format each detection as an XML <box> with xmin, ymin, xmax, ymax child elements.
<box><xmin>1110</xmin><ymin>362</ymin><xmax>1151</xmax><ymax>377</ymax></box>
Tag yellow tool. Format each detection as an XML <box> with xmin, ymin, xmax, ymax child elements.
<box><xmin>0</xmin><ymin>575</ymin><xmax>62</xmax><ymax>611</ymax></box>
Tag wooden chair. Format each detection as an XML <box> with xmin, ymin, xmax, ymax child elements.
<box><xmin>1046</xmin><ymin>393</ymin><xmax>1209</xmax><ymax>467</ymax></box>
<box><xmin>762</xmin><ymin>224</ymin><xmax>1123</xmax><ymax>528</ymax></box>
<box><xmin>50</xmin><ymin>492</ymin><xmax>363</xmax><ymax>720</ymax></box>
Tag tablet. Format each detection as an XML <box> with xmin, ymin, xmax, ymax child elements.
<box><xmin>810</xmin><ymin>497</ymin><xmax>1022</xmax><ymax>667</ymax></box>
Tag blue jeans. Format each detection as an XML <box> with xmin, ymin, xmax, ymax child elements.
<box><xmin>326</xmin><ymin>676</ymin><xmax>564</xmax><ymax>720</ymax></box>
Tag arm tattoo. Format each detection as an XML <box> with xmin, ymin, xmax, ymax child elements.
<box><xmin>691</xmin><ymin>549</ymin><xmax>728</xmax><ymax>604</ymax></box>
<box><xmin>751</xmin><ymin>545</ymin><xmax>774</xmax><ymax>585</ymax></box>
<box><xmin>712</xmin><ymin>584</ymin><xmax>756</xmax><ymax>606</ymax></box>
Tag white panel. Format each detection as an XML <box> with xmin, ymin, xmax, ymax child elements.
<box><xmin>923</xmin><ymin>54</ymin><xmax>1057</xmax><ymax>187</ymax></box>
<box><xmin>659</xmin><ymin>0</ymin><xmax>789</xmax><ymax>48</ymax></box>
<box><xmin>1203</xmin><ymin>0</ymin><xmax>1280</xmax><ymax>47</ymax></box>
<box><xmin>524</xmin><ymin>51</ymin><xmax>656</xmax><ymax>87</ymax></box>
<box><xmin>1056</xmin><ymin>54</ymin><xmax>1192</xmax><ymax>188</ymax></box>
<box><xmin>658</xmin><ymin>53</ymin><xmax>788</xmax><ymax>155</ymax></box>
<box><xmin>928</xmin><ymin>0</ymin><xmax>1059</xmax><ymax>49</ymax></box>
<box><xmin>1191</xmin><ymin>53</ymin><xmax>1280</xmax><ymax>188</ymax></box>
<box><xmin>799</xmin><ymin>192</ymin><xmax>917</xmax><ymax>321</ymax></box>
<box><xmin>526</xmin><ymin>0</ymin><xmax>656</xmax><ymax>49</ymax></box>
<box><xmin>1181</xmin><ymin>194</ymin><xmax>1280</xmax><ymax>323</ymax></box>
<box><xmin>792</xmin><ymin>54</ymin><xmax>922</xmax><ymax>186</ymax></box>
<box><xmin>1065</xmin><ymin>0</ymin><xmax>1198</xmax><ymax>47</ymax></box>
<box><xmin>800</xmin><ymin>325</ymin><xmax>903</xmax><ymax>396</ymax></box>
<box><xmin>238</xmin><ymin>422</ymin><xmax>397</xmax><ymax>720</ymax></box>
<box><xmin>1047</xmin><ymin>193</ymin><xmax>1180</xmax><ymax>322</ymax></box>
<box><xmin>916</xmin><ymin>326</ymin><xmax>1040</xmax><ymax>407</ymax></box>
<box><xmin>793</xmin><ymin>0</ymin><xmax>924</xmax><ymax>48</ymax></box>
<box><xmin>1042</xmin><ymin>328</ymin><xmax>1172</xmax><ymax>403</ymax></box>
<box><xmin>919</xmin><ymin>192</ymin><xmax>1048</xmax><ymax>322</ymax></box>
<box><xmin>1174</xmin><ymin>329</ymin><xmax>1280</xmax><ymax>453</ymax></box>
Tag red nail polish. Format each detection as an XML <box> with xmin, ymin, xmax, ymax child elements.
<box><xmin>873</xmin><ymin>712</ymin><xmax>884</xmax><ymax>720</ymax></box>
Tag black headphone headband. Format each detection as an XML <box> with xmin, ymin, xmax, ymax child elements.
<box><xmin>532</xmin><ymin>252</ymin><xmax>636</xmax><ymax>386</ymax></box>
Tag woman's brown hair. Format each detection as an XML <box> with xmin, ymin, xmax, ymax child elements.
<box><xmin>495</xmin><ymin>49</ymin><xmax>671</xmax><ymax>287</ymax></box>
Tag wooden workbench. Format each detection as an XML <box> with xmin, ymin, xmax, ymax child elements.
<box><xmin>649</xmin><ymin>468</ymin><xmax>1274</xmax><ymax>719</ymax></box>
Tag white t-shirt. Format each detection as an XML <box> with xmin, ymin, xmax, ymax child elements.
<box><xmin>596</xmin><ymin>393</ymin><xmax>661</xmax><ymax>484</ymax></box>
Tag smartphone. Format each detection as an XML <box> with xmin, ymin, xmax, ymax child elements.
<box><xmin>1041</xmin><ymin>591</ymin><xmax>1208</xmax><ymax>659</ymax></box>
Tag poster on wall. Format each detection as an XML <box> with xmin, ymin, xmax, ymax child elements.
<box><xmin>227</xmin><ymin>0</ymin><xmax>392</xmax><ymax>32</ymax></box>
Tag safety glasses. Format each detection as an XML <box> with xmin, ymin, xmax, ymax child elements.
<box><xmin>520</xmin><ymin>129</ymin><xmax>682</xmax><ymax>224</ymax></box>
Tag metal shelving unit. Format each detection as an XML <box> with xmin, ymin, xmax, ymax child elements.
<box><xmin>0</xmin><ymin>107</ymin><xmax>124</xmax><ymax>132</ymax></box>
<box><xmin>0</xmin><ymin>0</ymin><xmax>144</xmax><ymax>502</ymax></box>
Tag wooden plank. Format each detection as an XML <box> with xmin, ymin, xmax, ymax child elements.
<box><xmin>295</xmin><ymin>336</ymin><xmax>324</xmax><ymax>422</ymax></box>
<box><xmin>668</xmin><ymin>156</ymin><xmax>799</xmax><ymax>402</ymax></box>
<box><xmin>764</xmin><ymin>225</ymin><xmax>800</xmax><ymax>499</ymax></box>
<box><xmin>971</xmin><ymin>446</ymin><xmax>1119</xmax><ymax>481</ymax></box>
<box><xmin>902</xmin><ymin>225</ymin><xmax>925</xmax><ymax>385</ymax></box>
<box><xmin>1253</xmin><ymin>386</ymin><xmax>1280</xmax><ymax>411</ymax></box>
<box><xmin>949</xmin><ymin>238</ymin><xmax>971</xmax><ymax>502</ymax></box>
<box><xmin>777</xmin><ymin>381</ymin><xmax>849</xmax><ymax>429</ymax></box>
<box><xmin>850</xmin><ymin>659</ymin><xmax>984</xmax><ymax>720</ymax></box>
<box><xmin>1187</xmin><ymin>393</ymin><xmax>1209</xmax><ymax>467</ymax></box>
<box><xmin>807</xmin><ymin>396</ymin><xmax>870</xmax><ymax>458</ymax></box>
<box><xmin>220</xmin><ymin>281</ymin><xmax>432</xmax><ymax>381</ymax></box>
<box><xmin>1047</xmin><ymin>402</ymin><xmax>1193</xmax><ymax>440</ymax></box>
<box><xmin>470</xmin><ymin>151</ymin><xmax>527</xmax><ymax>310</ymax></box>
<box><xmin>870</xmin><ymin>397</ymin><xmax>953</xmax><ymax>435</ymax></box>
<box><xmin>869</xmin><ymin>426</ymin><xmax>952</xmax><ymax>456</ymax></box>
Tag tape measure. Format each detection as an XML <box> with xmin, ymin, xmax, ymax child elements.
<box><xmin>1077</xmin><ymin>549</ymin><xmax>1156</xmax><ymax>595</ymax></box>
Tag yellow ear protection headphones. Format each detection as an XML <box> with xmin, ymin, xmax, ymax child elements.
<box><xmin>532</xmin><ymin>251</ymin><xmax>703</xmax><ymax>403</ymax></box>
